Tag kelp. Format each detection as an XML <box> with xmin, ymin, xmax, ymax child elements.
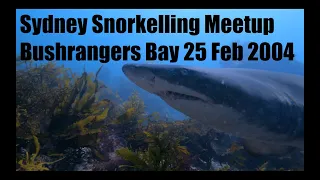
<box><xmin>111</xmin><ymin>107</ymin><xmax>135</xmax><ymax>125</ymax></box>
<box><xmin>122</xmin><ymin>91</ymin><xmax>145</xmax><ymax>121</ymax></box>
<box><xmin>122</xmin><ymin>113</ymin><xmax>206</xmax><ymax>168</ymax></box>
<box><xmin>16</xmin><ymin>61</ymin><xmax>74</xmax><ymax>138</ymax></box>
<box><xmin>51</xmin><ymin>64</ymin><xmax>108</xmax><ymax>140</ymax></box>
<box><xmin>116</xmin><ymin>130</ymin><xmax>190</xmax><ymax>171</ymax></box>
<box><xmin>108</xmin><ymin>92</ymin><xmax>147</xmax><ymax>140</ymax></box>
<box><xmin>107</xmin><ymin>91</ymin><xmax>145</xmax><ymax>128</ymax></box>
<box><xmin>17</xmin><ymin>136</ymin><xmax>64</xmax><ymax>171</ymax></box>
<box><xmin>15</xmin><ymin>57</ymin><xmax>155</xmax><ymax>171</ymax></box>
<box><xmin>16</xmin><ymin>58</ymin><xmax>110</xmax><ymax>170</ymax></box>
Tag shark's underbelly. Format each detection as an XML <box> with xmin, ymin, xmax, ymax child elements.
<box><xmin>163</xmin><ymin>97</ymin><xmax>304</xmax><ymax>149</ymax></box>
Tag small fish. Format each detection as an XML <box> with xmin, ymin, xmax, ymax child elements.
<box><xmin>229</xmin><ymin>143</ymin><xmax>244</xmax><ymax>153</ymax></box>
<box><xmin>257</xmin><ymin>161</ymin><xmax>269</xmax><ymax>171</ymax></box>
<box><xmin>222</xmin><ymin>143</ymin><xmax>244</xmax><ymax>156</ymax></box>
<box><xmin>198</xmin><ymin>158</ymin><xmax>207</xmax><ymax>165</ymax></box>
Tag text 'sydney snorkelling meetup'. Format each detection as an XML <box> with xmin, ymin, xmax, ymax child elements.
<box><xmin>20</xmin><ymin>14</ymin><xmax>274</xmax><ymax>36</ymax></box>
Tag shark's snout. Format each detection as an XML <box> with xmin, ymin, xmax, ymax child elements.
<box><xmin>122</xmin><ymin>64</ymin><xmax>154</xmax><ymax>80</ymax></box>
<box><xmin>122</xmin><ymin>64</ymin><xmax>157</xmax><ymax>93</ymax></box>
<box><xmin>122</xmin><ymin>64</ymin><xmax>137</xmax><ymax>76</ymax></box>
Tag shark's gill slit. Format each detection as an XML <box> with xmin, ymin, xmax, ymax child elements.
<box><xmin>151</xmin><ymin>76</ymin><xmax>156</xmax><ymax>83</ymax></box>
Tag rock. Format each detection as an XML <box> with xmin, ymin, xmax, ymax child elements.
<box><xmin>93</xmin><ymin>159</ymin><xmax>129</xmax><ymax>171</ymax></box>
<box><xmin>96</xmin><ymin>132</ymin><xmax>128</xmax><ymax>170</ymax></box>
<box><xmin>99</xmin><ymin>134</ymin><xmax>127</xmax><ymax>161</ymax></box>
<box><xmin>74</xmin><ymin>163</ymin><xmax>95</xmax><ymax>171</ymax></box>
<box><xmin>73</xmin><ymin>147</ymin><xmax>96</xmax><ymax>171</ymax></box>
<box><xmin>36</xmin><ymin>155</ymin><xmax>55</xmax><ymax>169</ymax></box>
<box><xmin>189</xmin><ymin>165</ymin><xmax>202</xmax><ymax>171</ymax></box>
<box><xmin>210</xmin><ymin>159</ymin><xmax>228</xmax><ymax>170</ymax></box>
<box><xmin>185</xmin><ymin>128</ymin><xmax>304</xmax><ymax>171</ymax></box>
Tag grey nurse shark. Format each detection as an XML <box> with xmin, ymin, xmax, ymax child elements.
<box><xmin>122</xmin><ymin>64</ymin><xmax>304</xmax><ymax>155</ymax></box>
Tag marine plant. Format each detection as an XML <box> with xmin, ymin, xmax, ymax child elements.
<box><xmin>116</xmin><ymin>130</ymin><xmax>190</xmax><ymax>171</ymax></box>
<box><xmin>16</xmin><ymin>58</ymin><xmax>111</xmax><ymax>170</ymax></box>
<box><xmin>17</xmin><ymin>136</ymin><xmax>64</xmax><ymax>171</ymax></box>
<box><xmin>109</xmin><ymin>91</ymin><xmax>146</xmax><ymax>139</ymax></box>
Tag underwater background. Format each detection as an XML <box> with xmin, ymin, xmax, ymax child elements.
<box><xmin>16</xmin><ymin>9</ymin><xmax>304</xmax><ymax>171</ymax></box>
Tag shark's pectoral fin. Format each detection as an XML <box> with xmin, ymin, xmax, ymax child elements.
<box><xmin>242</xmin><ymin>139</ymin><xmax>295</xmax><ymax>156</ymax></box>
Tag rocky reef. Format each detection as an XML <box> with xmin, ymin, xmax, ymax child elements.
<box><xmin>16</xmin><ymin>58</ymin><xmax>304</xmax><ymax>171</ymax></box>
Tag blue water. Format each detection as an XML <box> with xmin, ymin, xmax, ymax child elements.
<box><xmin>16</xmin><ymin>9</ymin><xmax>304</xmax><ymax>120</ymax></box>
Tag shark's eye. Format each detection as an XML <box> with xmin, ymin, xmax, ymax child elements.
<box><xmin>180</xmin><ymin>69</ymin><xmax>189</xmax><ymax>75</ymax></box>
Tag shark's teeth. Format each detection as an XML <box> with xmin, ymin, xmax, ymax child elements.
<box><xmin>158</xmin><ymin>91</ymin><xmax>204</xmax><ymax>101</ymax></box>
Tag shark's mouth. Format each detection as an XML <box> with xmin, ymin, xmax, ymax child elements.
<box><xmin>156</xmin><ymin>91</ymin><xmax>205</xmax><ymax>102</ymax></box>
